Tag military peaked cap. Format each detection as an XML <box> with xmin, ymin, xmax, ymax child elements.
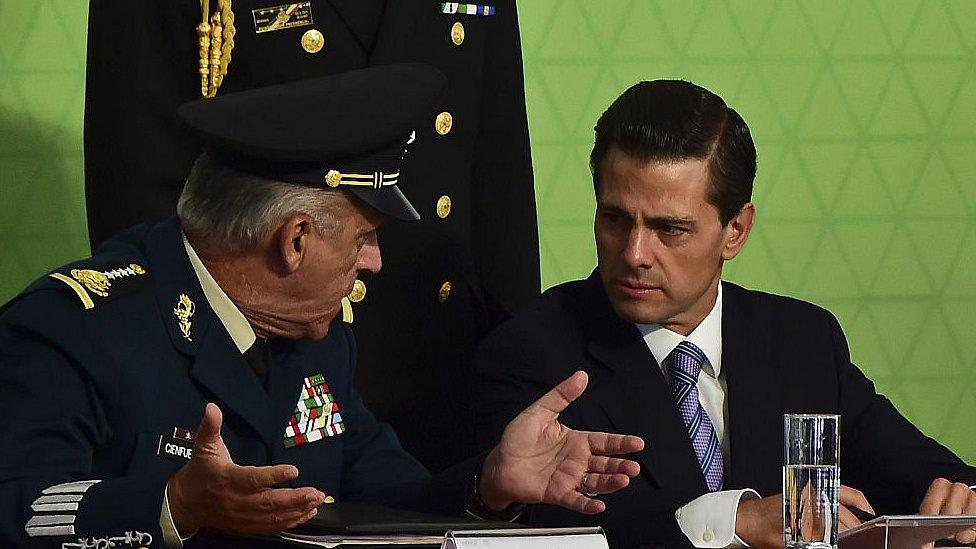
<box><xmin>177</xmin><ymin>63</ymin><xmax>448</xmax><ymax>220</ymax></box>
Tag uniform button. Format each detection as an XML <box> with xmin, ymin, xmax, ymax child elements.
<box><xmin>702</xmin><ymin>530</ymin><xmax>714</xmax><ymax>543</ymax></box>
<box><xmin>324</xmin><ymin>495</ymin><xmax>336</xmax><ymax>504</ymax></box>
<box><xmin>325</xmin><ymin>169</ymin><xmax>341</xmax><ymax>187</ymax></box>
<box><xmin>451</xmin><ymin>21</ymin><xmax>465</xmax><ymax>45</ymax></box>
<box><xmin>437</xmin><ymin>281</ymin><xmax>452</xmax><ymax>303</ymax></box>
<box><xmin>435</xmin><ymin>111</ymin><xmax>453</xmax><ymax>135</ymax></box>
<box><xmin>348</xmin><ymin>279</ymin><xmax>366</xmax><ymax>303</ymax></box>
<box><xmin>301</xmin><ymin>29</ymin><xmax>324</xmax><ymax>53</ymax></box>
<box><xmin>436</xmin><ymin>195</ymin><xmax>452</xmax><ymax>219</ymax></box>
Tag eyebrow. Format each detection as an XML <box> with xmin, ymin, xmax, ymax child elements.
<box><xmin>596</xmin><ymin>202</ymin><xmax>696</xmax><ymax>226</ymax></box>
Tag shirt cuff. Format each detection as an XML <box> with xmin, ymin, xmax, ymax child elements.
<box><xmin>675</xmin><ymin>488</ymin><xmax>760</xmax><ymax>548</ymax></box>
<box><xmin>160</xmin><ymin>484</ymin><xmax>196</xmax><ymax>548</ymax></box>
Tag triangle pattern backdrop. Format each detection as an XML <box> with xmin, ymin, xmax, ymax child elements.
<box><xmin>0</xmin><ymin>0</ymin><xmax>974</xmax><ymax>461</ymax></box>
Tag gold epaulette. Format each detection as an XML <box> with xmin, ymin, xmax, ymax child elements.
<box><xmin>48</xmin><ymin>263</ymin><xmax>149</xmax><ymax>310</ymax></box>
<box><xmin>198</xmin><ymin>0</ymin><xmax>236</xmax><ymax>98</ymax></box>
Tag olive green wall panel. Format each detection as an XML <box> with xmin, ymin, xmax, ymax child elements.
<box><xmin>0</xmin><ymin>0</ymin><xmax>974</xmax><ymax>461</ymax></box>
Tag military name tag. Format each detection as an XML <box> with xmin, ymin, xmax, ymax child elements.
<box><xmin>156</xmin><ymin>427</ymin><xmax>196</xmax><ymax>462</ymax></box>
<box><xmin>252</xmin><ymin>2</ymin><xmax>314</xmax><ymax>34</ymax></box>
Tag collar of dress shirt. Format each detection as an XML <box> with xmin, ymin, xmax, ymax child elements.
<box><xmin>635</xmin><ymin>281</ymin><xmax>723</xmax><ymax>379</ymax></box>
<box><xmin>182</xmin><ymin>232</ymin><xmax>257</xmax><ymax>354</ymax></box>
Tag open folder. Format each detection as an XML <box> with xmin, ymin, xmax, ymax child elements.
<box><xmin>277</xmin><ymin>503</ymin><xmax>605</xmax><ymax>548</ymax></box>
<box><xmin>839</xmin><ymin>514</ymin><xmax>976</xmax><ymax>549</ymax></box>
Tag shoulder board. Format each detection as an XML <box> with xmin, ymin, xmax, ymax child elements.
<box><xmin>44</xmin><ymin>260</ymin><xmax>151</xmax><ymax>310</ymax></box>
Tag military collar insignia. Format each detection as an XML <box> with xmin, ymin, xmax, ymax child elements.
<box><xmin>174</xmin><ymin>294</ymin><xmax>196</xmax><ymax>341</ymax></box>
<box><xmin>283</xmin><ymin>373</ymin><xmax>345</xmax><ymax>448</ymax></box>
<box><xmin>48</xmin><ymin>263</ymin><xmax>148</xmax><ymax>310</ymax></box>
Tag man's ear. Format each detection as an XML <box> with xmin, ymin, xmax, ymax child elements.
<box><xmin>722</xmin><ymin>202</ymin><xmax>755</xmax><ymax>261</ymax></box>
<box><xmin>277</xmin><ymin>214</ymin><xmax>315</xmax><ymax>274</ymax></box>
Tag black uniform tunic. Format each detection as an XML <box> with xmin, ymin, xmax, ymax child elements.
<box><xmin>0</xmin><ymin>218</ymin><xmax>474</xmax><ymax>547</ymax></box>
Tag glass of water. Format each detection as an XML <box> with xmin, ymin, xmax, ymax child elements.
<box><xmin>783</xmin><ymin>414</ymin><xmax>840</xmax><ymax>549</ymax></box>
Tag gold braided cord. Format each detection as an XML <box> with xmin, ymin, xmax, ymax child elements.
<box><xmin>208</xmin><ymin>11</ymin><xmax>222</xmax><ymax>96</ymax></box>
<box><xmin>197</xmin><ymin>0</ymin><xmax>235</xmax><ymax>98</ymax></box>
<box><xmin>197</xmin><ymin>0</ymin><xmax>211</xmax><ymax>97</ymax></box>
<box><xmin>215</xmin><ymin>0</ymin><xmax>235</xmax><ymax>91</ymax></box>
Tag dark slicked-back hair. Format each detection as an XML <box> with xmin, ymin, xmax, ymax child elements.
<box><xmin>590</xmin><ymin>79</ymin><xmax>757</xmax><ymax>225</ymax></box>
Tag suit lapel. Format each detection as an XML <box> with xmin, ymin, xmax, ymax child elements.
<box><xmin>148</xmin><ymin>218</ymin><xmax>277</xmax><ymax>443</ymax></box>
<box><xmin>723</xmin><ymin>282</ymin><xmax>783</xmax><ymax>494</ymax></box>
<box><xmin>581</xmin><ymin>273</ymin><xmax>708</xmax><ymax>493</ymax></box>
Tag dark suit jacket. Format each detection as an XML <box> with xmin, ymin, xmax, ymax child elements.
<box><xmin>0</xmin><ymin>218</ymin><xmax>474</xmax><ymax>548</ymax></box>
<box><xmin>470</xmin><ymin>272</ymin><xmax>976</xmax><ymax>548</ymax></box>
<box><xmin>84</xmin><ymin>0</ymin><xmax>540</xmax><ymax>471</ymax></box>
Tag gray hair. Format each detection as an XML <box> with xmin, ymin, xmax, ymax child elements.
<box><xmin>177</xmin><ymin>154</ymin><xmax>348</xmax><ymax>252</ymax></box>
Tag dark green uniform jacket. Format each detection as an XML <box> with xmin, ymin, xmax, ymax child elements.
<box><xmin>0</xmin><ymin>218</ymin><xmax>473</xmax><ymax>548</ymax></box>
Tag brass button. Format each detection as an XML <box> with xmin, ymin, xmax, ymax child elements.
<box><xmin>348</xmin><ymin>279</ymin><xmax>366</xmax><ymax>303</ymax></box>
<box><xmin>437</xmin><ymin>281</ymin><xmax>452</xmax><ymax>303</ymax></box>
<box><xmin>435</xmin><ymin>111</ymin><xmax>453</xmax><ymax>135</ymax></box>
<box><xmin>301</xmin><ymin>29</ymin><xmax>324</xmax><ymax>53</ymax></box>
<box><xmin>436</xmin><ymin>195</ymin><xmax>452</xmax><ymax>219</ymax></box>
<box><xmin>451</xmin><ymin>22</ymin><xmax>465</xmax><ymax>45</ymax></box>
<box><xmin>325</xmin><ymin>170</ymin><xmax>341</xmax><ymax>187</ymax></box>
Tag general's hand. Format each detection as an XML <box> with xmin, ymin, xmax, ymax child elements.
<box><xmin>477</xmin><ymin>371</ymin><xmax>644</xmax><ymax>515</ymax></box>
<box><xmin>736</xmin><ymin>486</ymin><xmax>874</xmax><ymax>549</ymax></box>
<box><xmin>919</xmin><ymin>477</ymin><xmax>976</xmax><ymax>548</ymax></box>
<box><xmin>167</xmin><ymin>403</ymin><xmax>328</xmax><ymax>534</ymax></box>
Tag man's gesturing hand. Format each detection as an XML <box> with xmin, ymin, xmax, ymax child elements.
<box><xmin>167</xmin><ymin>403</ymin><xmax>327</xmax><ymax>535</ymax></box>
<box><xmin>477</xmin><ymin>371</ymin><xmax>644</xmax><ymax>515</ymax></box>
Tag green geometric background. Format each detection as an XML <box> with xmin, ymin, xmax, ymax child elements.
<box><xmin>1</xmin><ymin>1</ymin><xmax>974</xmax><ymax>462</ymax></box>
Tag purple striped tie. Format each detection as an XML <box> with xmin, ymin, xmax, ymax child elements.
<box><xmin>667</xmin><ymin>341</ymin><xmax>724</xmax><ymax>491</ymax></box>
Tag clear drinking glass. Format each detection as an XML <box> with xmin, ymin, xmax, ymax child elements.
<box><xmin>783</xmin><ymin>414</ymin><xmax>840</xmax><ymax>549</ymax></box>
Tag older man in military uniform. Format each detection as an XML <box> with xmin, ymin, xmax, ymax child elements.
<box><xmin>1</xmin><ymin>65</ymin><xmax>642</xmax><ymax>548</ymax></box>
<box><xmin>85</xmin><ymin>0</ymin><xmax>539</xmax><ymax>471</ymax></box>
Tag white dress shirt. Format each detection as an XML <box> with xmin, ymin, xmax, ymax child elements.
<box><xmin>635</xmin><ymin>282</ymin><xmax>759</xmax><ymax>548</ymax></box>
<box><xmin>159</xmin><ymin>234</ymin><xmax>259</xmax><ymax>548</ymax></box>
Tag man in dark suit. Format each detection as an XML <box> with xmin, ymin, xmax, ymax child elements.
<box><xmin>84</xmin><ymin>0</ymin><xmax>539</xmax><ymax>471</ymax></box>
<box><xmin>470</xmin><ymin>79</ymin><xmax>976</xmax><ymax>548</ymax></box>
<box><xmin>0</xmin><ymin>66</ymin><xmax>643</xmax><ymax>548</ymax></box>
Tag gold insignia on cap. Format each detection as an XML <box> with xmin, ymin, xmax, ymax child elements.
<box><xmin>436</xmin><ymin>195</ymin><xmax>452</xmax><ymax>219</ymax></box>
<box><xmin>130</xmin><ymin>263</ymin><xmax>146</xmax><ymax>275</ymax></box>
<box><xmin>325</xmin><ymin>170</ymin><xmax>342</xmax><ymax>187</ymax></box>
<box><xmin>174</xmin><ymin>294</ymin><xmax>196</xmax><ymax>341</ymax></box>
<box><xmin>451</xmin><ymin>21</ymin><xmax>465</xmax><ymax>45</ymax></box>
<box><xmin>437</xmin><ymin>280</ymin><xmax>452</xmax><ymax>303</ymax></box>
<box><xmin>301</xmin><ymin>28</ymin><xmax>324</xmax><ymax>53</ymax></box>
<box><xmin>435</xmin><ymin>111</ymin><xmax>453</xmax><ymax>135</ymax></box>
<box><xmin>349</xmin><ymin>279</ymin><xmax>366</xmax><ymax>303</ymax></box>
<box><xmin>340</xmin><ymin>296</ymin><xmax>354</xmax><ymax>323</ymax></box>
